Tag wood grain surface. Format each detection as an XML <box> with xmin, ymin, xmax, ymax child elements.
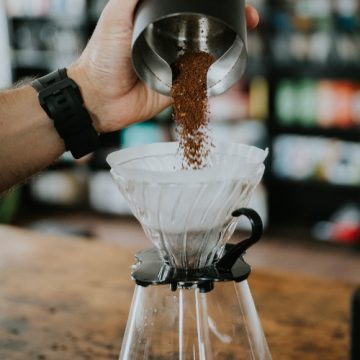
<box><xmin>0</xmin><ymin>225</ymin><xmax>356</xmax><ymax>360</ymax></box>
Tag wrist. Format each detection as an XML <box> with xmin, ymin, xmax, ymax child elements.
<box><xmin>67</xmin><ymin>63</ymin><xmax>101</xmax><ymax>132</ymax></box>
<box><xmin>31</xmin><ymin>69</ymin><xmax>100</xmax><ymax>159</ymax></box>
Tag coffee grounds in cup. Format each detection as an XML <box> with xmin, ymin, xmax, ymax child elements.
<box><xmin>171</xmin><ymin>52</ymin><xmax>215</xmax><ymax>170</ymax></box>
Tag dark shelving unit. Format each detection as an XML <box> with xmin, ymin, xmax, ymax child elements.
<box><xmin>270</xmin><ymin>125</ymin><xmax>360</xmax><ymax>142</ymax></box>
<box><xmin>272</xmin><ymin>64</ymin><xmax>360</xmax><ymax>79</ymax></box>
<box><xmin>269</xmin><ymin>178</ymin><xmax>360</xmax><ymax>224</ymax></box>
<box><xmin>5</xmin><ymin>0</ymin><xmax>360</xmax><ymax>237</ymax></box>
<box><xmin>267</xmin><ymin>0</ymin><xmax>360</xmax><ymax>229</ymax></box>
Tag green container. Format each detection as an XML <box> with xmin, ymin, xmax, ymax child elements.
<box><xmin>276</xmin><ymin>80</ymin><xmax>297</xmax><ymax>127</ymax></box>
<box><xmin>0</xmin><ymin>189</ymin><xmax>21</xmax><ymax>224</ymax></box>
<box><xmin>296</xmin><ymin>80</ymin><xmax>317</xmax><ymax>127</ymax></box>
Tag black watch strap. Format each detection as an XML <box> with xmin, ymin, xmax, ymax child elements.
<box><xmin>32</xmin><ymin>68</ymin><xmax>100</xmax><ymax>159</ymax></box>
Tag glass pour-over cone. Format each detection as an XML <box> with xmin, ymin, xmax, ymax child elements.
<box><xmin>107</xmin><ymin>142</ymin><xmax>268</xmax><ymax>270</ymax></box>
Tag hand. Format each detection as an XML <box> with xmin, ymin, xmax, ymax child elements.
<box><xmin>69</xmin><ymin>1</ymin><xmax>259</xmax><ymax>133</ymax></box>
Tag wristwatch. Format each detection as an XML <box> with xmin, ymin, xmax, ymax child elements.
<box><xmin>32</xmin><ymin>68</ymin><xmax>100</xmax><ymax>159</ymax></box>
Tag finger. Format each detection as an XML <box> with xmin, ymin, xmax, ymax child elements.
<box><xmin>135</xmin><ymin>84</ymin><xmax>173</xmax><ymax>123</ymax></box>
<box><xmin>246</xmin><ymin>5</ymin><xmax>259</xmax><ymax>30</ymax></box>
<box><xmin>100</xmin><ymin>0</ymin><xmax>139</xmax><ymax>26</ymax></box>
<box><xmin>142</xmin><ymin>91</ymin><xmax>173</xmax><ymax>122</ymax></box>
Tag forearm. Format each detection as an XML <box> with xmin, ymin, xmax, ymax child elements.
<box><xmin>0</xmin><ymin>85</ymin><xmax>65</xmax><ymax>194</ymax></box>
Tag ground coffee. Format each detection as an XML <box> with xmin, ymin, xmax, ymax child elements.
<box><xmin>171</xmin><ymin>52</ymin><xmax>215</xmax><ymax>170</ymax></box>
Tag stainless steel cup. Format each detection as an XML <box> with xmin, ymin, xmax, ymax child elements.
<box><xmin>132</xmin><ymin>0</ymin><xmax>248</xmax><ymax>97</ymax></box>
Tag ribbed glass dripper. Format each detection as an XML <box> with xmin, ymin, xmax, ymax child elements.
<box><xmin>107</xmin><ymin>142</ymin><xmax>268</xmax><ymax>270</ymax></box>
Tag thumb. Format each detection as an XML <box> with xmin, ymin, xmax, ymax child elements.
<box><xmin>99</xmin><ymin>0</ymin><xmax>139</xmax><ymax>27</ymax></box>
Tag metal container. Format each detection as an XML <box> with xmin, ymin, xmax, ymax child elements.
<box><xmin>132</xmin><ymin>0</ymin><xmax>248</xmax><ymax>96</ymax></box>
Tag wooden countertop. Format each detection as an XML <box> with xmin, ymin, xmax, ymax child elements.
<box><xmin>0</xmin><ymin>225</ymin><xmax>356</xmax><ymax>360</ymax></box>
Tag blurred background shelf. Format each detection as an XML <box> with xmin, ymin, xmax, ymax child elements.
<box><xmin>269</xmin><ymin>178</ymin><xmax>360</xmax><ymax>193</ymax></box>
<box><xmin>8</xmin><ymin>15</ymin><xmax>86</xmax><ymax>23</ymax></box>
<box><xmin>271</xmin><ymin>64</ymin><xmax>360</xmax><ymax>79</ymax></box>
<box><xmin>1</xmin><ymin>0</ymin><xmax>360</xmax><ymax>248</ymax></box>
<box><xmin>271</xmin><ymin>126</ymin><xmax>360</xmax><ymax>141</ymax></box>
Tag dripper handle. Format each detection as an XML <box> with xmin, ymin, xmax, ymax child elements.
<box><xmin>216</xmin><ymin>208</ymin><xmax>263</xmax><ymax>270</ymax></box>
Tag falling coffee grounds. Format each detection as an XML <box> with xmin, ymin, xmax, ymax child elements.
<box><xmin>171</xmin><ymin>52</ymin><xmax>215</xmax><ymax>170</ymax></box>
